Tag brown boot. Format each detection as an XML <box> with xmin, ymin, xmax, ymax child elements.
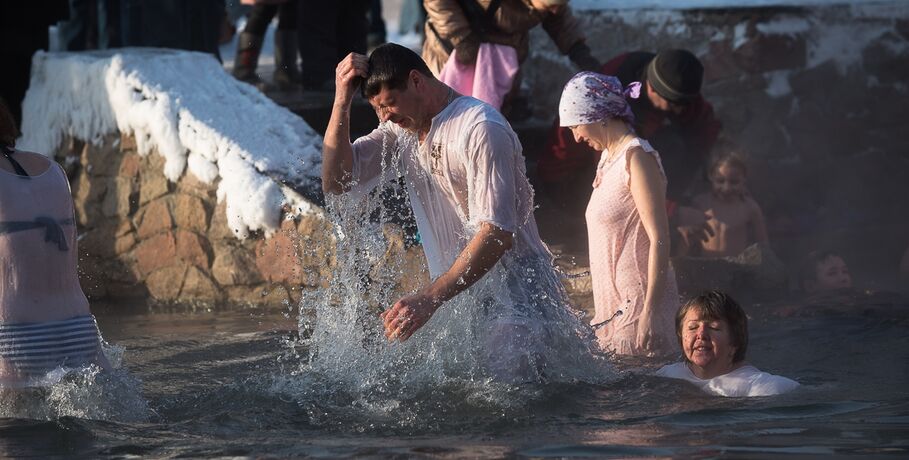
<box><xmin>233</xmin><ymin>31</ymin><xmax>265</xmax><ymax>87</ymax></box>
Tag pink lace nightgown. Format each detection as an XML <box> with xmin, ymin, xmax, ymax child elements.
<box><xmin>586</xmin><ymin>137</ymin><xmax>679</xmax><ymax>356</ymax></box>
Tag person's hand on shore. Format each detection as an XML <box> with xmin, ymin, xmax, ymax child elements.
<box><xmin>334</xmin><ymin>53</ymin><xmax>369</xmax><ymax>106</ymax></box>
<box><xmin>381</xmin><ymin>292</ymin><xmax>441</xmax><ymax>342</ymax></box>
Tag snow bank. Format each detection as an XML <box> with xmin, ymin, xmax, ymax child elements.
<box><xmin>19</xmin><ymin>48</ymin><xmax>323</xmax><ymax>239</ymax></box>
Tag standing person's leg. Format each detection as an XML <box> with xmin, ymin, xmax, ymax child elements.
<box><xmin>335</xmin><ymin>0</ymin><xmax>369</xmax><ymax>60</ymax></box>
<box><xmin>59</xmin><ymin>0</ymin><xmax>91</xmax><ymax>51</ymax></box>
<box><xmin>366</xmin><ymin>0</ymin><xmax>385</xmax><ymax>51</ymax></box>
<box><xmin>185</xmin><ymin>0</ymin><xmax>224</xmax><ymax>61</ymax></box>
<box><xmin>98</xmin><ymin>0</ymin><xmax>122</xmax><ymax>48</ymax></box>
<box><xmin>273</xmin><ymin>0</ymin><xmax>301</xmax><ymax>88</ymax></box>
<box><xmin>118</xmin><ymin>0</ymin><xmax>141</xmax><ymax>47</ymax></box>
<box><xmin>298</xmin><ymin>0</ymin><xmax>340</xmax><ymax>90</ymax></box>
<box><xmin>233</xmin><ymin>3</ymin><xmax>277</xmax><ymax>83</ymax></box>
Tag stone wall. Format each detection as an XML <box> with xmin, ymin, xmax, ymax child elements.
<box><xmin>61</xmin><ymin>133</ymin><xmax>429</xmax><ymax>307</ymax></box>
<box><xmin>524</xmin><ymin>3</ymin><xmax>909</xmax><ymax>282</ymax></box>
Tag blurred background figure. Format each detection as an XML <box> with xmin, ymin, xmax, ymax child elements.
<box><xmin>799</xmin><ymin>250</ymin><xmax>853</xmax><ymax>296</ymax></box>
<box><xmin>57</xmin><ymin>0</ymin><xmax>122</xmax><ymax>51</ymax></box>
<box><xmin>232</xmin><ymin>0</ymin><xmax>300</xmax><ymax>89</ymax></box>
<box><xmin>368</xmin><ymin>0</ymin><xmax>388</xmax><ymax>52</ymax></box>
<box><xmin>0</xmin><ymin>1</ymin><xmax>69</xmax><ymax>131</ymax></box>
<box><xmin>691</xmin><ymin>151</ymin><xmax>768</xmax><ymax>258</ymax></box>
<box><xmin>397</xmin><ymin>0</ymin><xmax>426</xmax><ymax>37</ymax></box>
<box><xmin>422</xmin><ymin>0</ymin><xmax>600</xmax><ymax>120</ymax></box>
<box><xmin>120</xmin><ymin>0</ymin><xmax>226</xmax><ymax>60</ymax></box>
<box><xmin>298</xmin><ymin>0</ymin><xmax>371</xmax><ymax>91</ymax></box>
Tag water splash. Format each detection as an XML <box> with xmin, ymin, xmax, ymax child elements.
<box><xmin>0</xmin><ymin>341</ymin><xmax>151</xmax><ymax>422</ymax></box>
<box><xmin>284</xmin><ymin>122</ymin><xmax>614</xmax><ymax>426</ymax></box>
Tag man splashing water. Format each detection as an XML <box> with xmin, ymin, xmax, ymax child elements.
<box><xmin>320</xmin><ymin>43</ymin><xmax>603</xmax><ymax>383</ymax></box>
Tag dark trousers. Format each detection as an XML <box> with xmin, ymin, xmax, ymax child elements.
<box><xmin>244</xmin><ymin>0</ymin><xmax>297</xmax><ymax>35</ymax></box>
<box><xmin>298</xmin><ymin>0</ymin><xmax>369</xmax><ymax>87</ymax></box>
<box><xmin>58</xmin><ymin>0</ymin><xmax>122</xmax><ymax>51</ymax></box>
<box><xmin>120</xmin><ymin>0</ymin><xmax>224</xmax><ymax>61</ymax></box>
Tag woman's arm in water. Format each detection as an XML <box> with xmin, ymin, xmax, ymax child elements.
<box><xmin>382</xmin><ymin>222</ymin><xmax>514</xmax><ymax>341</ymax></box>
<box><xmin>322</xmin><ymin>53</ymin><xmax>368</xmax><ymax>195</ymax></box>
<box><xmin>628</xmin><ymin>148</ymin><xmax>672</xmax><ymax>353</ymax></box>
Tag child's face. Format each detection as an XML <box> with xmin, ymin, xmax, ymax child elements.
<box><xmin>809</xmin><ymin>256</ymin><xmax>853</xmax><ymax>293</ymax></box>
<box><xmin>709</xmin><ymin>163</ymin><xmax>747</xmax><ymax>200</ymax></box>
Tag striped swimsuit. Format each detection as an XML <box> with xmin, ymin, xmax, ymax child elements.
<box><xmin>0</xmin><ymin>315</ymin><xmax>103</xmax><ymax>380</ymax></box>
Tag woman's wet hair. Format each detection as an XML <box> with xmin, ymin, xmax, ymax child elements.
<box><xmin>0</xmin><ymin>97</ymin><xmax>19</xmax><ymax>148</ymax></box>
<box><xmin>676</xmin><ymin>290</ymin><xmax>749</xmax><ymax>363</ymax></box>
<box><xmin>363</xmin><ymin>43</ymin><xmax>434</xmax><ymax>99</ymax></box>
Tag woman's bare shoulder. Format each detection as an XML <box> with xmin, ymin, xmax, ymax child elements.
<box><xmin>6</xmin><ymin>149</ymin><xmax>54</xmax><ymax>175</ymax></box>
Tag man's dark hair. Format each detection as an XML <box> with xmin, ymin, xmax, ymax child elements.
<box><xmin>0</xmin><ymin>97</ymin><xmax>19</xmax><ymax>148</ymax></box>
<box><xmin>675</xmin><ymin>290</ymin><xmax>749</xmax><ymax>363</ymax></box>
<box><xmin>363</xmin><ymin>43</ymin><xmax>434</xmax><ymax>98</ymax></box>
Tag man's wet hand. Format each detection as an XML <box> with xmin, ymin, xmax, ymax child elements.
<box><xmin>335</xmin><ymin>53</ymin><xmax>369</xmax><ymax>104</ymax></box>
<box><xmin>381</xmin><ymin>292</ymin><xmax>441</xmax><ymax>342</ymax></box>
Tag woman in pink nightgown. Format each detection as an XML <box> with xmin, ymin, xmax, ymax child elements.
<box><xmin>558</xmin><ymin>72</ymin><xmax>679</xmax><ymax>357</ymax></box>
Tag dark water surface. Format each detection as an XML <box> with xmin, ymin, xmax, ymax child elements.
<box><xmin>1</xmin><ymin>302</ymin><xmax>906</xmax><ymax>458</ymax></box>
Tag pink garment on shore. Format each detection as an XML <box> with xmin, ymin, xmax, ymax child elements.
<box><xmin>586</xmin><ymin>137</ymin><xmax>679</xmax><ymax>356</ymax></box>
<box><xmin>438</xmin><ymin>43</ymin><xmax>519</xmax><ymax>110</ymax></box>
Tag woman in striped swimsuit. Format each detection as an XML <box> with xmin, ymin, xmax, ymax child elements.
<box><xmin>0</xmin><ymin>99</ymin><xmax>110</xmax><ymax>388</ymax></box>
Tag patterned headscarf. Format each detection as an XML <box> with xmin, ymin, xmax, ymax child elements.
<box><xmin>558</xmin><ymin>71</ymin><xmax>641</xmax><ymax>127</ymax></box>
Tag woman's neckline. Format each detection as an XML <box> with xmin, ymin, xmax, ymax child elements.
<box><xmin>600</xmin><ymin>134</ymin><xmax>638</xmax><ymax>166</ymax></box>
<box><xmin>0</xmin><ymin>150</ymin><xmax>54</xmax><ymax>178</ymax></box>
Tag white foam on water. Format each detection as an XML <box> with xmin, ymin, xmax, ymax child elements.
<box><xmin>0</xmin><ymin>344</ymin><xmax>151</xmax><ymax>422</ymax></box>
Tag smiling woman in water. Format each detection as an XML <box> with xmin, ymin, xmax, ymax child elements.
<box><xmin>655</xmin><ymin>290</ymin><xmax>799</xmax><ymax>397</ymax></box>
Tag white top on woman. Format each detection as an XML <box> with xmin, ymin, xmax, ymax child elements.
<box><xmin>656</xmin><ymin>362</ymin><xmax>800</xmax><ymax>397</ymax></box>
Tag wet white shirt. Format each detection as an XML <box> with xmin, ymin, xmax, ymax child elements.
<box><xmin>656</xmin><ymin>362</ymin><xmax>800</xmax><ymax>397</ymax></box>
<box><xmin>349</xmin><ymin>96</ymin><xmax>550</xmax><ymax>278</ymax></box>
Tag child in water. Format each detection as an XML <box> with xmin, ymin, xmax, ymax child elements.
<box><xmin>692</xmin><ymin>152</ymin><xmax>768</xmax><ymax>257</ymax></box>
<box><xmin>799</xmin><ymin>250</ymin><xmax>853</xmax><ymax>295</ymax></box>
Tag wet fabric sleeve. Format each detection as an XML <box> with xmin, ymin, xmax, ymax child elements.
<box><xmin>465</xmin><ymin>121</ymin><xmax>520</xmax><ymax>233</ymax></box>
<box><xmin>349</xmin><ymin>127</ymin><xmax>397</xmax><ymax>199</ymax></box>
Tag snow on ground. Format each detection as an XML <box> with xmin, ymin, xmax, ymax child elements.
<box><xmin>19</xmin><ymin>48</ymin><xmax>323</xmax><ymax>239</ymax></box>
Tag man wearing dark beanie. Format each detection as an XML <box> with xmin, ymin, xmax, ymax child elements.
<box><xmin>646</xmin><ymin>49</ymin><xmax>705</xmax><ymax>112</ymax></box>
<box><xmin>538</xmin><ymin>49</ymin><xmax>721</xmax><ymax>253</ymax></box>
